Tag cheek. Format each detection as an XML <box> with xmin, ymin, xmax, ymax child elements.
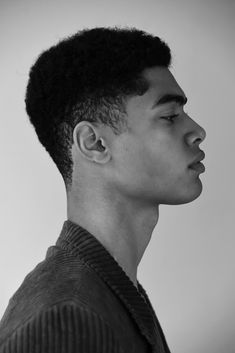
<box><xmin>113</xmin><ymin>130</ymin><xmax>183</xmax><ymax>184</ymax></box>
<box><xmin>141</xmin><ymin>137</ymin><xmax>172</xmax><ymax>177</ymax></box>
<box><xmin>144</xmin><ymin>136</ymin><xmax>187</xmax><ymax>186</ymax></box>
<box><xmin>124</xmin><ymin>140</ymin><xmax>170</xmax><ymax>185</ymax></box>
<box><xmin>121</xmin><ymin>141</ymin><xmax>146</xmax><ymax>174</ymax></box>
<box><xmin>112</xmin><ymin>135</ymin><xmax>150</xmax><ymax>186</ymax></box>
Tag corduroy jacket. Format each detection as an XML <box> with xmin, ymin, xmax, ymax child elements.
<box><xmin>0</xmin><ymin>220</ymin><xmax>171</xmax><ymax>353</ymax></box>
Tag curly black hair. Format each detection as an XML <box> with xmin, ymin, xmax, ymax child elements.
<box><xmin>25</xmin><ymin>26</ymin><xmax>171</xmax><ymax>192</ymax></box>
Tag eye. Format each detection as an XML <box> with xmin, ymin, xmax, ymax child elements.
<box><xmin>161</xmin><ymin>114</ymin><xmax>179</xmax><ymax>123</ymax></box>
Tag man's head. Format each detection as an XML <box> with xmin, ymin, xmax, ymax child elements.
<box><xmin>25</xmin><ymin>26</ymin><xmax>206</xmax><ymax>207</ymax></box>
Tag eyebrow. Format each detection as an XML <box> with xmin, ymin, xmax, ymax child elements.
<box><xmin>152</xmin><ymin>94</ymin><xmax>188</xmax><ymax>109</ymax></box>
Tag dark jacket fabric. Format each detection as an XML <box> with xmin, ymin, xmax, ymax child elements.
<box><xmin>0</xmin><ymin>220</ymin><xmax>171</xmax><ymax>353</ymax></box>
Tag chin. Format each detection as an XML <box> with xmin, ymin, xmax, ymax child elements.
<box><xmin>162</xmin><ymin>179</ymin><xmax>203</xmax><ymax>205</ymax></box>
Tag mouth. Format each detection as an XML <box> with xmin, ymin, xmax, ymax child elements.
<box><xmin>188</xmin><ymin>151</ymin><xmax>205</xmax><ymax>173</ymax></box>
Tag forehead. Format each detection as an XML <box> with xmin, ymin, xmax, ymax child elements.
<box><xmin>142</xmin><ymin>66</ymin><xmax>185</xmax><ymax>98</ymax></box>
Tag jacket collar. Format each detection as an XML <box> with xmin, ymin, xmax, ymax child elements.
<box><xmin>55</xmin><ymin>219</ymin><xmax>169</xmax><ymax>352</ymax></box>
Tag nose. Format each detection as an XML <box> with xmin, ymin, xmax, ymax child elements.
<box><xmin>184</xmin><ymin>118</ymin><xmax>206</xmax><ymax>147</ymax></box>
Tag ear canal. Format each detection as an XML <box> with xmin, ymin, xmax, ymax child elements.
<box><xmin>97</xmin><ymin>139</ymin><xmax>105</xmax><ymax>151</ymax></box>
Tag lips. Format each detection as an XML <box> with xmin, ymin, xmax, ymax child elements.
<box><xmin>188</xmin><ymin>151</ymin><xmax>205</xmax><ymax>168</ymax></box>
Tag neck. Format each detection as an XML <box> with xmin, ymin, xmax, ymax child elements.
<box><xmin>67</xmin><ymin>187</ymin><xmax>159</xmax><ymax>288</ymax></box>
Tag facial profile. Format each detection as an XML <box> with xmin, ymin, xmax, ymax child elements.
<box><xmin>98</xmin><ymin>66</ymin><xmax>207</xmax><ymax>206</ymax></box>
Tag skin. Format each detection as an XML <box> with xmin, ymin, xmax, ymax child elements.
<box><xmin>67</xmin><ymin>66</ymin><xmax>206</xmax><ymax>288</ymax></box>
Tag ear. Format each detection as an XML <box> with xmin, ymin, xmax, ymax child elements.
<box><xmin>73</xmin><ymin>121</ymin><xmax>111</xmax><ymax>164</ymax></box>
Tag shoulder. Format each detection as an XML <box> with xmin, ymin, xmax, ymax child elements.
<box><xmin>0</xmin><ymin>246</ymin><xmax>145</xmax><ymax>352</ymax></box>
<box><xmin>0</xmin><ymin>247</ymin><xmax>127</xmax><ymax>347</ymax></box>
<box><xmin>0</xmin><ymin>301</ymin><xmax>124</xmax><ymax>353</ymax></box>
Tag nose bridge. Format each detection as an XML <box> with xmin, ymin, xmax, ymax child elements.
<box><xmin>185</xmin><ymin>114</ymin><xmax>206</xmax><ymax>146</ymax></box>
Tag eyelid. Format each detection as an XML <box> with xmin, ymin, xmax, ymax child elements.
<box><xmin>161</xmin><ymin>114</ymin><xmax>179</xmax><ymax>122</ymax></box>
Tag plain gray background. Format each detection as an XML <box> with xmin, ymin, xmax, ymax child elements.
<box><xmin>0</xmin><ymin>0</ymin><xmax>234</xmax><ymax>352</ymax></box>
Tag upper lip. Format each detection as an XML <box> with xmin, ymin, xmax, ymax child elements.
<box><xmin>189</xmin><ymin>151</ymin><xmax>205</xmax><ymax>167</ymax></box>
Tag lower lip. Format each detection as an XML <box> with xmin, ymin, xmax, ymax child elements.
<box><xmin>188</xmin><ymin>162</ymin><xmax>205</xmax><ymax>173</ymax></box>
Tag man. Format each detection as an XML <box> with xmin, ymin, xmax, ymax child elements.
<box><xmin>0</xmin><ymin>27</ymin><xmax>206</xmax><ymax>353</ymax></box>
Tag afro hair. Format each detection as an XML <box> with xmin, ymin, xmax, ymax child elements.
<box><xmin>25</xmin><ymin>26</ymin><xmax>171</xmax><ymax>192</ymax></box>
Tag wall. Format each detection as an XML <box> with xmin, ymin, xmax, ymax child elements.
<box><xmin>0</xmin><ymin>0</ymin><xmax>234</xmax><ymax>352</ymax></box>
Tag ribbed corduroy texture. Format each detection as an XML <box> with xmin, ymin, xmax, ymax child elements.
<box><xmin>0</xmin><ymin>220</ymin><xmax>171</xmax><ymax>353</ymax></box>
<box><xmin>1</xmin><ymin>303</ymin><xmax>122</xmax><ymax>353</ymax></box>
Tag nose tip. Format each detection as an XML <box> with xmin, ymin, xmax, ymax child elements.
<box><xmin>194</xmin><ymin>124</ymin><xmax>206</xmax><ymax>146</ymax></box>
<box><xmin>200</xmin><ymin>126</ymin><xmax>207</xmax><ymax>142</ymax></box>
<box><xmin>185</xmin><ymin>125</ymin><xmax>206</xmax><ymax>147</ymax></box>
